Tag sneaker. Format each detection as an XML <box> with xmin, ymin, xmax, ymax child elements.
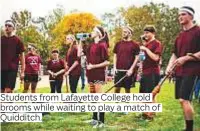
<box><xmin>98</xmin><ymin>122</ymin><xmax>105</xmax><ymax>128</ymax></box>
<box><xmin>93</xmin><ymin>122</ymin><xmax>105</xmax><ymax>128</ymax></box>
<box><xmin>81</xmin><ymin>88</ymin><xmax>84</xmax><ymax>93</ymax></box>
<box><xmin>84</xmin><ymin>119</ymin><xmax>98</xmax><ymax>126</ymax></box>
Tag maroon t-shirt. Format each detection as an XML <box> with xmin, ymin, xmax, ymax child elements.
<box><xmin>86</xmin><ymin>41</ymin><xmax>109</xmax><ymax>82</ymax></box>
<box><xmin>47</xmin><ymin>59</ymin><xmax>65</xmax><ymax>80</ymax></box>
<box><xmin>65</xmin><ymin>45</ymin><xmax>81</xmax><ymax>76</ymax></box>
<box><xmin>1</xmin><ymin>35</ymin><xmax>25</xmax><ymax>71</ymax></box>
<box><xmin>113</xmin><ymin>40</ymin><xmax>140</xmax><ymax>70</ymax></box>
<box><xmin>143</xmin><ymin>39</ymin><xmax>163</xmax><ymax>75</ymax></box>
<box><xmin>25</xmin><ymin>53</ymin><xmax>41</xmax><ymax>74</ymax></box>
<box><xmin>173</xmin><ymin>26</ymin><xmax>200</xmax><ymax>76</ymax></box>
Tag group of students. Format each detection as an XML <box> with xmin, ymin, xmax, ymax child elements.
<box><xmin>1</xmin><ymin>6</ymin><xmax>200</xmax><ymax>130</ymax></box>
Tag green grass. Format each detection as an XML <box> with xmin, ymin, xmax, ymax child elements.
<box><xmin>1</xmin><ymin>82</ymin><xmax>200</xmax><ymax>131</ymax></box>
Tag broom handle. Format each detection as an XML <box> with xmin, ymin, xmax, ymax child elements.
<box><xmin>159</xmin><ymin>63</ymin><xmax>177</xmax><ymax>87</ymax></box>
<box><xmin>105</xmin><ymin>74</ymin><xmax>127</xmax><ymax>93</ymax></box>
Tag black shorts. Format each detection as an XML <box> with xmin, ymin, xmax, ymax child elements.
<box><xmin>1</xmin><ymin>70</ymin><xmax>18</xmax><ymax>90</ymax></box>
<box><xmin>175</xmin><ymin>76</ymin><xmax>199</xmax><ymax>101</ymax></box>
<box><xmin>24</xmin><ymin>74</ymin><xmax>39</xmax><ymax>83</ymax></box>
<box><xmin>114</xmin><ymin>71</ymin><xmax>134</xmax><ymax>89</ymax></box>
<box><xmin>140</xmin><ymin>74</ymin><xmax>160</xmax><ymax>93</ymax></box>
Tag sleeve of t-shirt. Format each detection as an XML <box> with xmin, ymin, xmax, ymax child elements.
<box><xmin>60</xmin><ymin>59</ymin><xmax>65</xmax><ymax>69</ymax></box>
<box><xmin>154</xmin><ymin>41</ymin><xmax>163</xmax><ymax>56</ymax></box>
<box><xmin>16</xmin><ymin>37</ymin><xmax>25</xmax><ymax>54</ymax></box>
<box><xmin>134</xmin><ymin>43</ymin><xmax>140</xmax><ymax>55</ymax></box>
<box><xmin>100</xmin><ymin>44</ymin><xmax>109</xmax><ymax>61</ymax></box>
<box><xmin>172</xmin><ymin>38</ymin><xmax>178</xmax><ymax>56</ymax></box>
<box><xmin>113</xmin><ymin>42</ymin><xmax>118</xmax><ymax>54</ymax></box>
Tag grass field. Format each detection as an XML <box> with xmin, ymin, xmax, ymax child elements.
<box><xmin>1</xmin><ymin>81</ymin><xmax>200</xmax><ymax>131</ymax></box>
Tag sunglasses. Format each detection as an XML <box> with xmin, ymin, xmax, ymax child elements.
<box><xmin>52</xmin><ymin>51</ymin><xmax>59</xmax><ymax>54</ymax></box>
<box><xmin>5</xmin><ymin>24</ymin><xmax>13</xmax><ymax>27</ymax></box>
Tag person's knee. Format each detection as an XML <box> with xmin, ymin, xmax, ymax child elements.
<box><xmin>125</xmin><ymin>88</ymin><xmax>130</xmax><ymax>93</ymax></box>
<box><xmin>179</xmin><ymin>99</ymin><xmax>192</xmax><ymax>109</ymax></box>
<box><xmin>115</xmin><ymin>88</ymin><xmax>120</xmax><ymax>93</ymax></box>
<box><xmin>179</xmin><ymin>99</ymin><xmax>187</xmax><ymax>104</ymax></box>
<box><xmin>5</xmin><ymin>88</ymin><xmax>12</xmax><ymax>93</ymax></box>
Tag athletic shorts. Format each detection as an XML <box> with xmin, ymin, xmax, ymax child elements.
<box><xmin>114</xmin><ymin>71</ymin><xmax>134</xmax><ymax>89</ymax></box>
<box><xmin>24</xmin><ymin>74</ymin><xmax>39</xmax><ymax>83</ymax></box>
<box><xmin>140</xmin><ymin>73</ymin><xmax>160</xmax><ymax>93</ymax></box>
<box><xmin>1</xmin><ymin>70</ymin><xmax>18</xmax><ymax>90</ymax></box>
<box><xmin>175</xmin><ymin>76</ymin><xmax>199</xmax><ymax>101</ymax></box>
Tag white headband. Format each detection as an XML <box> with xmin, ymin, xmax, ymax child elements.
<box><xmin>94</xmin><ymin>27</ymin><xmax>102</xmax><ymax>37</ymax></box>
<box><xmin>5</xmin><ymin>21</ymin><xmax>15</xmax><ymax>28</ymax></box>
<box><xmin>179</xmin><ymin>8</ymin><xmax>194</xmax><ymax>16</ymax></box>
<box><xmin>124</xmin><ymin>26</ymin><xmax>133</xmax><ymax>35</ymax></box>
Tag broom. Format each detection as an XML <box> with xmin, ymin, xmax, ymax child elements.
<box><xmin>105</xmin><ymin>74</ymin><xmax>127</xmax><ymax>93</ymax></box>
<box><xmin>152</xmin><ymin>64</ymin><xmax>176</xmax><ymax>98</ymax></box>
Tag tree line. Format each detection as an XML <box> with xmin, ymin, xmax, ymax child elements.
<box><xmin>2</xmin><ymin>3</ymin><xmax>197</xmax><ymax>68</ymax></box>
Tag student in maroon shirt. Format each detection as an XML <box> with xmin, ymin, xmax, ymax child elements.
<box><xmin>139</xmin><ymin>25</ymin><xmax>163</xmax><ymax>119</ymax></box>
<box><xmin>1</xmin><ymin>20</ymin><xmax>25</xmax><ymax>93</ymax></box>
<box><xmin>65</xmin><ymin>34</ymin><xmax>81</xmax><ymax>93</ymax></box>
<box><xmin>166</xmin><ymin>6</ymin><xmax>200</xmax><ymax>131</ymax></box>
<box><xmin>113</xmin><ymin>26</ymin><xmax>139</xmax><ymax>94</ymax></box>
<box><xmin>84</xmin><ymin>26</ymin><xmax>109</xmax><ymax>128</ymax></box>
<box><xmin>24</xmin><ymin>44</ymin><xmax>41</xmax><ymax>93</ymax></box>
<box><xmin>47</xmin><ymin>49</ymin><xmax>65</xmax><ymax>93</ymax></box>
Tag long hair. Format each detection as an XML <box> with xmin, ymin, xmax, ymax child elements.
<box><xmin>95</xmin><ymin>26</ymin><xmax>109</xmax><ymax>48</ymax></box>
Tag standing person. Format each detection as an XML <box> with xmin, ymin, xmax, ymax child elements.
<box><xmin>80</xmin><ymin>51</ymin><xmax>87</xmax><ymax>92</ymax></box>
<box><xmin>23</xmin><ymin>44</ymin><xmax>41</xmax><ymax>93</ymax></box>
<box><xmin>47</xmin><ymin>49</ymin><xmax>65</xmax><ymax>93</ymax></box>
<box><xmin>139</xmin><ymin>25</ymin><xmax>163</xmax><ymax>119</ymax></box>
<box><xmin>113</xmin><ymin>26</ymin><xmax>139</xmax><ymax>94</ymax></box>
<box><xmin>166</xmin><ymin>6</ymin><xmax>200</xmax><ymax>131</ymax></box>
<box><xmin>65</xmin><ymin>34</ymin><xmax>81</xmax><ymax>93</ymax></box>
<box><xmin>84</xmin><ymin>26</ymin><xmax>109</xmax><ymax>128</ymax></box>
<box><xmin>1</xmin><ymin>20</ymin><xmax>25</xmax><ymax>93</ymax></box>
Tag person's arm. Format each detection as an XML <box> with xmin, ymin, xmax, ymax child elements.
<box><xmin>173</xmin><ymin>51</ymin><xmax>200</xmax><ymax>67</ymax></box>
<box><xmin>140</xmin><ymin>46</ymin><xmax>160</xmax><ymax>61</ymax></box>
<box><xmin>19</xmin><ymin>52</ymin><xmax>25</xmax><ymax>80</ymax></box>
<box><xmin>127</xmin><ymin>55</ymin><xmax>139</xmax><ymax>76</ymax></box>
<box><xmin>47</xmin><ymin>70</ymin><xmax>54</xmax><ymax>76</ymax></box>
<box><xmin>65</xmin><ymin>47</ymin><xmax>80</xmax><ymax>75</ymax></box>
<box><xmin>87</xmin><ymin>61</ymin><xmax>110</xmax><ymax>70</ymax></box>
<box><xmin>66</xmin><ymin>61</ymin><xmax>79</xmax><ymax>75</ymax></box>
<box><xmin>165</xmin><ymin>53</ymin><xmax>177</xmax><ymax>75</ymax></box>
<box><xmin>55</xmin><ymin>69</ymin><xmax>66</xmax><ymax>76</ymax></box>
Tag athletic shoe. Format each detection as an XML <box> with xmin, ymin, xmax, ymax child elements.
<box><xmin>84</xmin><ymin>119</ymin><xmax>98</xmax><ymax>126</ymax></box>
<box><xmin>93</xmin><ymin>122</ymin><xmax>105</xmax><ymax>128</ymax></box>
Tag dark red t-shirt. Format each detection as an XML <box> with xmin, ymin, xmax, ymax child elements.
<box><xmin>1</xmin><ymin>35</ymin><xmax>25</xmax><ymax>71</ymax></box>
<box><xmin>113</xmin><ymin>40</ymin><xmax>140</xmax><ymax>70</ymax></box>
<box><xmin>25</xmin><ymin>53</ymin><xmax>41</xmax><ymax>74</ymax></box>
<box><xmin>86</xmin><ymin>42</ymin><xmax>109</xmax><ymax>82</ymax></box>
<box><xmin>173</xmin><ymin>26</ymin><xmax>200</xmax><ymax>76</ymax></box>
<box><xmin>65</xmin><ymin>45</ymin><xmax>81</xmax><ymax>76</ymax></box>
<box><xmin>143</xmin><ymin>39</ymin><xmax>163</xmax><ymax>75</ymax></box>
<box><xmin>47</xmin><ymin>59</ymin><xmax>65</xmax><ymax>80</ymax></box>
